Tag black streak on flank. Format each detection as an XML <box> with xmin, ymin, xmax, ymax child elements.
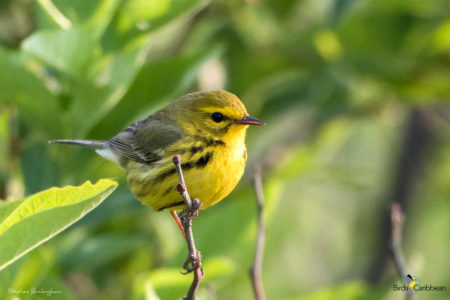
<box><xmin>194</xmin><ymin>136</ymin><xmax>226</xmax><ymax>147</ymax></box>
<box><xmin>154</xmin><ymin>152</ymin><xmax>213</xmax><ymax>183</ymax></box>
<box><xmin>195</xmin><ymin>152</ymin><xmax>213</xmax><ymax>168</ymax></box>
<box><xmin>182</xmin><ymin>161</ymin><xmax>195</xmax><ymax>170</ymax></box>
<box><xmin>208</xmin><ymin>139</ymin><xmax>225</xmax><ymax>146</ymax></box>
<box><xmin>155</xmin><ymin>168</ymin><xmax>176</xmax><ymax>182</ymax></box>
<box><xmin>191</xmin><ymin>146</ymin><xmax>203</xmax><ymax>154</ymax></box>
<box><xmin>162</xmin><ymin>186</ymin><xmax>175</xmax><ymax>196</ymax></box>
<box><xmin>154</xmin><ymin>161</ymin><xmax>194</xmax><ymax>183</ymax></box>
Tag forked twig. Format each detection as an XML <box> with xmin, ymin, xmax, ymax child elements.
<box><xmin>172</xmin><ymin>155</ymin><xmax>204</xmax><ymax>300</ymax></box>
<box><xmin>249</xmin><ymin>164</ymin><xmax>266</xmax><ymax>300</ymax></box>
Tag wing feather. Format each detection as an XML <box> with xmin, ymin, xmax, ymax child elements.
<box><xmin>108</xmin><ymin>119</ymin><xmax>183</xmax><ymax>165</ymax></box>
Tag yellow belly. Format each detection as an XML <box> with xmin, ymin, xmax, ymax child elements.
<box><xmin>125</xmin><ymin>140</ymin><xmax>247</xmax><ymax>211</ymax></box>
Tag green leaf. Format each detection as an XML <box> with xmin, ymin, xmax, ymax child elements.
<box><xmin>0</xmin><ymin>108</ymin><xmax>10</xmax><ymax>172</ymax></box>
<box><xmin>22</xmin><ymin>27</ymin><xmax>99</xmax><ymax>77</ymax></box>
<box><xmin>0</xmin><ymin>246</ymin><xmax>55</xmax><ymax>300</ymax></box>
<box><xmin>102</xmin><ymin>0</ymin><xmax>208</xmax><ymax>51</ymax></box>
<box><xmin>0</xmin><ymin>48</ymin><xmax>59</xmax><ymax>136</ymax></box>
<box><xmin>0</xmin><ymin>179</ymin><xmax>118</xmax><ymax>271</ymax></box>
<box><xmin>21</xmin><ymin>143</ymin><xmax>60</xmax><ymax>195</ymax></box>
<box><xmin>36</xmin><ymin>0</ymin><xmax>121</xmax><ymax>36</ymax></box>
<box><xmin>68</xmin><ymin>39</ymin><xmax>151</xmax><ymax>137</ymax></box>
<box><xmin>58</xmin><ymin>232</ymin><xmax>149</xmax><ymax>272</ymax></box>
<box><xmin>85</xmin><ymin>0</ymin><xmax>121</xmax><ymax>36</ymax></box>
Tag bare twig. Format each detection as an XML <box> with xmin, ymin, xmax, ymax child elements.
<box><xmin>389</xmin><ymin>203</ymin><xmax>413</xmax><ymax>300</ymax></box>
<box><xmin>172</xmin><ymin>155</ymin><xmax>204</xmax><ymax>300</ymax></box>
<box><xmin>249</xmin><ymin>164</ymin><xmax>266</xmax><ymax>300</ymax></box>
<box><xmin>390</xmin><ymin>203</ymin><xmax>408</xmax><ymax>278</ymax></box>
<box><xmin>173</xmin><ymin>155</ymin><xmax>192</xmax><ymax>208</ymax></box>
<box><xmin>368</xmin><ymin>109</ymin><xmax>433</xmax><ymax>282</ymax></box>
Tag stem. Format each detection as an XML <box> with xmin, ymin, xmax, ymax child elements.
<box><xmin>249</xmin><ymin>164</ymin><xmax>266</xmax><ymax>300</ymax></box>
<box><xmin>368</xmin><ymin>109</ymin><xmax>433</xmax><ymax>283</ymax></box>
<box><xmin>390</xmin><ymin>203</ymin><xmax>408</xmax><ymax>278</ymax></box>
<box><xmin>172</xmin><ymin>155</ymin><xmax>204</xmax><ymax>300</ymax></box>
<box><xmin>173</xmin><ymin>155</ymin><xmax>192</xmax><ymax>208</ymax></box>
<box><xmin>389</xmin><ymin>203</ymin><xmax>413</xmax><ymax>300</ymax></box>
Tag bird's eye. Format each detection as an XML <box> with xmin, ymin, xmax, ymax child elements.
<box><xmin>211</xmin><ymin>112</ymin><xmax>224</xmax><ymax>123</ymax></box>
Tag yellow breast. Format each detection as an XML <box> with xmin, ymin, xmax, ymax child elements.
<box><xmin>125</xmin><ymin>131</ymin><xmax>247</xmax><ymax>211</ymax></box>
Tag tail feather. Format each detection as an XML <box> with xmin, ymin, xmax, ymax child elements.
<box><xmin>48</xmin><ymin>139</ymin><xmax>107</xmax><ymax>149</ymax></box>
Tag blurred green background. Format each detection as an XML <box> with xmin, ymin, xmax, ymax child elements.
<box><xmin>0</xmin><ymin>0</ymin><xmax>449</xmax><ymax>299</ymax></box>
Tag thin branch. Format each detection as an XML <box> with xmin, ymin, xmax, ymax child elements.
<box><xmin>389</xmin><ymin>202</ymin><xmax>413</xmax><ymax>300</ymax></box>
<box><xmin>368</xmin><ymin>109</ymin><xmax>433</xmax><ymax>282</ymax></box>
<box><xmin>249</xmin><ymin>164</ymin><xmax>266</xmax><ymax>300</ymax></box>
<box><xmin>173</xmin><ymin>155</ymin><xmax>192</xmax><ymax>208</ymax></box>
<box><xmin>172</xmin><ymin>155</ymin><xmax>204</xmax><ymax>300</ymax></box>
<box><xmin>389</xmin><ymin>203</ymin><xmax>408</xmax><ymax>278</ymax></box>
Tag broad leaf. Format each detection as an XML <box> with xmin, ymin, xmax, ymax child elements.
<box><xmin>68</xmin><ymin>39</ymin><xmax>151</xmax><ymax>137</ymax></box>
<box><xmin>0</xmin><ymin>48</ymin><xmax>59</xmax><ymax>136</ymax></box>
<box><xmin>0</xmin><ymin>246</ymin><xmax>55</xmax><ymax>300</ymax></box>
<box><xmin>0</xmin><ymin>179</ymin><xmax>118</xmax><ymax>271</ymax></box>
<box><xmin>102</xmin><ymin>0</ymin><xmax>207</xmax><ymax>51</ymax></box>
<box><xmin>36</xmin><ymin>0</ymin><xmax>120</xmax><ymax>37</ymax></box>
<box><xmin>22</xmin><ymin>27</ymin><xmax>99</xmax><ymax>77</ymax></box>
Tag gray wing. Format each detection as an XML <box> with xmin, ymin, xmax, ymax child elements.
<box><xmin>108</xmin><ymin>119</ymin><xmax>183</xmax><ymax>165</ymax></box>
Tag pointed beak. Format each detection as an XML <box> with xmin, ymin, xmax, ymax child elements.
<box><xmin>235</xmin><ymin>115</ymin><xmax>266</xmax><ymax>126</ymax></box>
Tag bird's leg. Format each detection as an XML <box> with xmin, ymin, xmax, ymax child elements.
<box><xmin>180</xmin><ymin>198</ymin><xmax>202</xmax><ymax>274</ymax></box>
<box><xmin>171</xmin><ymin>210</ymin><xmax>187</xmax><ymax>241</ymax></box>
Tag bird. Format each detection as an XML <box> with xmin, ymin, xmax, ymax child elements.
<box><xmin>50</xmin><ymin>90</ymin><xmax>265</xmax><ymax>212</ymax></box>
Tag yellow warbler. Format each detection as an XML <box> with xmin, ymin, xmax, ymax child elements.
<box><xmin>50</xmin><ymin>90</ymin><xmax>264</xmax><ymax>211</ymax></box>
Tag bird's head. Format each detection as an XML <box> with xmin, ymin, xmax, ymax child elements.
<box><xmin>173</xmin><ymin>90</ymin><xmax>265</xmax><ymax>142</ymax></box>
